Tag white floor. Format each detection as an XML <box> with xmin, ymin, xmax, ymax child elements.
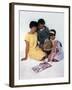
<box><xmin>20</xmin><ymin>58</ymin><xmax>64</xmax><ymax>80</ymax></box>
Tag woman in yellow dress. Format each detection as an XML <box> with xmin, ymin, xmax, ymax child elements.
<box><xmin>22</xmin><ymin>21</ymin><xmax>46</xmax><ymax>61</ymax></box>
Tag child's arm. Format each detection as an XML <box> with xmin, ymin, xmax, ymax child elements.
<box><xmin>21</xmin><ymin>40</ymin><xmax>29</xmax><ymax>61</ymax></box>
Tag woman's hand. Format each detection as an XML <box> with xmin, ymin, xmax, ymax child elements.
<box><xmin>21</xmin><ymin>57</ymin><xmax>27</xmax><ymax>61</ymax></box>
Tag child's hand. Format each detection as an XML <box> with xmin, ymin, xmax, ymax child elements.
<box><xmin>21</xmin><ymin>57</ymin><xmax>27</xmax><ymax>61</ymax></box>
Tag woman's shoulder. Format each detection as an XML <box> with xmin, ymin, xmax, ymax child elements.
<box><xmin>25</xmin><ymin>32</ymin><xmax>31</xmax><ymax>36</ymax></box>
<box><xmin>25</xmin><ymin>32</ymin><xmax>37</xmax><ymax>36</ymax></box>
<box><xmin>25</xmin><ymin>32</ymin><xmax>30</xmax><ymax>38</ymax></box>
<box><xmin>55</xmin><ymin>40</ymin><xmax>62</xmax><ymax>47</ymax></box>
<box><xmin>25</xmin><ymin>32</ymin><xmax>31</xmax><ymax>41</ymax></box>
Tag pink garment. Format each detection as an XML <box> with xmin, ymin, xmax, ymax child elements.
<box><xmin>48</xmin><ymin>40</ymin><xmax>64</xmax><ymax>61</ymax></box>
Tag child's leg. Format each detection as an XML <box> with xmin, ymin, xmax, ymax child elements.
<box><xmin>39</xmin><ymin>51</ymin><xmax>51</xmax><ymax>62</ymax></box>
<box><xmin>40</xmin><ymin>51</ymin><xmax>52</xmax><ymax>62</ymax></box>
<box><xmin>46</xmin><ymin>51</ymin><xmax>52</xmax><ymax>62</ymax></box>
<box><xmin>40</xmin><ymin>56</ymin><xmax>47</xmax><ymax>61</ymax></box>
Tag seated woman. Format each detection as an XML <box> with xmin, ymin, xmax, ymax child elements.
<box><xmin>21</xmin><ymin>21</ymin><xmax>46</xmax><ymax>61</ymax></box>
<box><xmin>48</xmin><ymin>29</ymin><xmax>64</xmax><ymax>62</ymax></box>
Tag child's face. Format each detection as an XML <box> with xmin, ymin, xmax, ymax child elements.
<box><xmin>50</xmin><ymin>34</ymin><xmax>55</xmax><ymax>40</ymax></box>
<box><xmin>31</xmin><ymin>27</ymin><xmax>37</xmax><ymax>33</ymax></box>
<box><xmin>38</xmin><ymin>24</ymin><xmax>44</xmax><ymax>29</ymax></box>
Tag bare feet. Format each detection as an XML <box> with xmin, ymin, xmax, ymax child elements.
<box><xmin>48</xmin><ymin>59</ymin><xmax>59</xmax><ymax>62</ymax></box>
<box><xmin>52</xmin><ymin>59</ymin><xmax>59</xmax><ymax>62</ymax></box>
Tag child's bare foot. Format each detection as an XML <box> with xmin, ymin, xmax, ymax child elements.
<box><xmin>21</xmin><ymin>57</ymin><xmax>27</xmax><ymax>61</ymax></box>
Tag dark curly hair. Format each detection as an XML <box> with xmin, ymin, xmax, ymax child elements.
<box><xmin>29</xmin><ymin>21</ymin><xmax>38</xmax><ymax>28</ymax></box>
<box><xmin>38</xmin><ymin>19</ymin><xmax>45</xmax><ymax>24</ymax></box>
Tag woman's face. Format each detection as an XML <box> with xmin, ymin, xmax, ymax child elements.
<box><xmin>50</xmin><ymin>35</ymin><xmax>55</xmax><ymax>40</ymax></box>
<box><xmin>31</xmin><ymin>27</ymin><xmax>37</xmax><ymax>33</ymax></box>
<box><xmin>38</xmin><ymin>24</ymin><xmax>44</xmax><ymax>29</ymax></box>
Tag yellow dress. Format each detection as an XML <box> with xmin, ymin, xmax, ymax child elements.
<box><xmin>25</xmin><ymin>32</ymin><xmax>46</xmax><ymax>60</ymax></box>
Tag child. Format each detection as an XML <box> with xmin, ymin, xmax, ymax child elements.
<box><xmin>43</xmin><ymin>39</ymin><xmax>53</xmax><ymax>55</ymax></box>
<box><xmin>21</xmin><ymin>21</ymin><xmax>46</xmax><ymax>61</ymax></box>
<box><xmin>37</xmin><ymin>19</ymin><xmax>50</xmax><ymax>49</ymax></box>
<box><xmin>48</xmin><ymin>29</ymin><xmax>64</xmax><ymax>62</ymax></box>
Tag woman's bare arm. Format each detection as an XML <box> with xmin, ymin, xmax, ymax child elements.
<box><xmin>21</xmin><ymin>40</ymin><xmax>29</xmax><ymax>61</ymax></box>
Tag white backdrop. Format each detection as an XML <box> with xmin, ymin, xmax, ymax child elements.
<box><xmin>19</xmin><ymin>11</ymin><xmax>64</xmax><ymax>80</ymax></box>
<box><xmin>20</xmin><ymin>11</ymin><xmax>64</xmax><ymax>53</ymax></box>
<box><xmin>0</xmin><ymin>0</ymin><xmax>72</xmax><ymax>90</ymax></box>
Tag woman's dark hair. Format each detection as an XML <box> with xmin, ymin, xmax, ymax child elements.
<box><xmin>29</xmin><ymin>21</ymin><xmax>38</xmax><ymax>28</ymax></box>
<box><xmin>50</xmin><ymin>29</ymin><xmax>56</xmax><ymax>35</ymax></box>
<box><xmin>38</xmin><ymin>19</ymin><xmax>45</xmax><ymax>24</ymax></box>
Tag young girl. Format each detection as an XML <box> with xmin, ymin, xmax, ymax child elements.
<box><xmin>48</xmin><ymin>29</ymin><xmax>64</xmax><ymax>62</ymax></box>
<box><xmin>21</xmin><ymin>21</ymin><xmax>46</xmax><ymax>61</ymax></box>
